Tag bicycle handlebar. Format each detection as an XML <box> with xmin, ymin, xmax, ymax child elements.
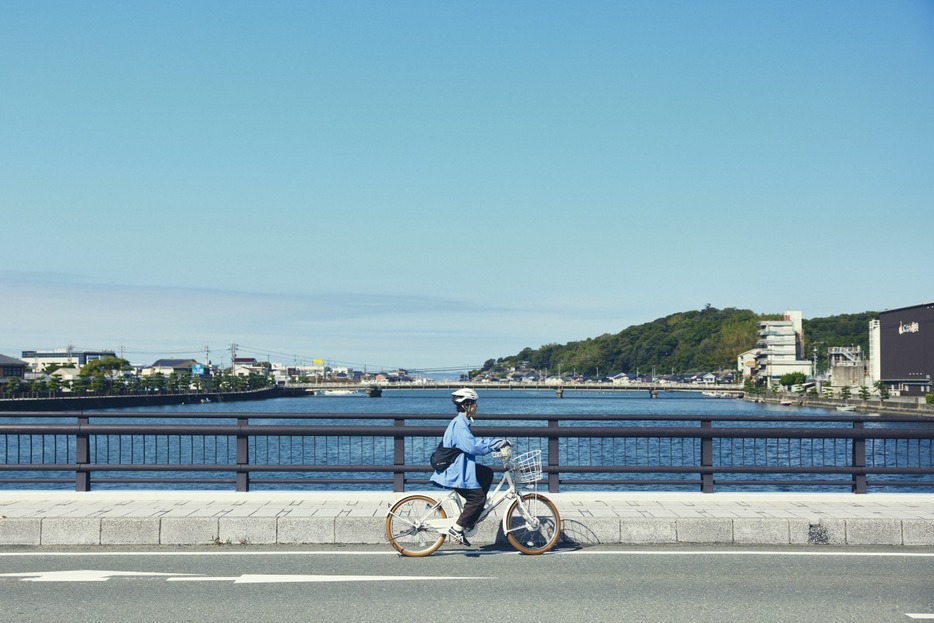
<box><xmin>491</xmin><ymin>444</ymin><xmax>513</xmax><ymax>461</ymax></box>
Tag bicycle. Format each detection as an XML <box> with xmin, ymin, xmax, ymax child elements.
<box><xmin>385</xmin><ymin>447</ymin><xmax>561</xmax><ymax>557</ymax></box>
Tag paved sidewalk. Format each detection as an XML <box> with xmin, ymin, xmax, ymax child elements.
<box><xmin>1</xmin><ymin>490</ymin><xmax>933</xmax><ymax>547</ymax></box>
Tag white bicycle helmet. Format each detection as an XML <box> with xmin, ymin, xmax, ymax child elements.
<box><xmin>451</xmin><ymin>387</ymin><xmax>479</xmax><ymax>409</ymax></box>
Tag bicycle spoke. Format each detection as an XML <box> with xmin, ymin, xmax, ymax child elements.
<box><xmin>504</xmin><ymin>493</ymin><xmax>561</xmax><ymax>555</ymax></box>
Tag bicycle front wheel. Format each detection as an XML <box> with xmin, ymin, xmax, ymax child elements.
<box><xmin>505</xmin><ymin>493</ymin><xmax>561</xmax><ymax>555</ymax></box>
<box><xmin>386</xmin><ymin>494</ymin><xmax>447</xmax><ymax>557</ymax></box>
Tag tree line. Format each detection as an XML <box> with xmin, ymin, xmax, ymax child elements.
<box><xmin>2</xmin><ymin>357</ymin><xmax>274</xmax><ymax>398</ymax></box>
<box><xmin>479</xmin><ymin>306</ymin><xmax>877</xmax><ymax>378</ymax></box>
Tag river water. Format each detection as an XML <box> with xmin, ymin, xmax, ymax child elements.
<box><xmin>86</xmin><ymin>387</ymin><xmax>833</xmax><ymax>417</ymax></box>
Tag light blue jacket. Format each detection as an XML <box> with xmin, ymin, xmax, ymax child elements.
<box><xmin>429</xmin><ymin>413</ymin><xmax>499</xmax><ymax>489</ymax></box>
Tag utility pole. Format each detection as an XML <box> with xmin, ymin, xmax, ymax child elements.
<box><xmin>813</xmin><ymin>346</ymin><xmax>819</xmax><ymax>392</ymax></box>
<box><xmin>230</xmin><ymin>343</ymin><xmax>237</xmax><ymax>373</ymax></box>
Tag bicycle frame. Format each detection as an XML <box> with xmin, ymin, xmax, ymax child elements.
<box><xmin>421</xmin><ymin>457</ymin><xmax>540</xmax><ymax>539</ymax></box>
<box><xmin>385</xmin><ymin>449</ymin><xmax>559</xmax><ymax>556</ymax></box>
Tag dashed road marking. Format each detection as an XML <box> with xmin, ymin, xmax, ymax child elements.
<box><xmin>0</xmin><ymin>569</ymin><xmax>492</xmax><ymax>583</ymax></box>
<box><xmin>0</xmin><ymin>570</ymin><xmax>193</xmax><ymax>582</ymax></box>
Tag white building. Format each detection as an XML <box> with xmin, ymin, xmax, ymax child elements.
<box><xmin>755</xmin><ymin>311</ymin><xmax>813</xmax><ymax>386</ymax></box>
<box><xmin>869</xmin><ymin>318</ymin><xmax>882</xmax><ymax>385</ymax></box>
<box><xmin>737</xmin><ymin>348</ymin><xmax>760</xmax><ymax>379</ymax></box>
<box><xmin>20</xmin><ymin>348</ymin><xmax>117</xmax><ymax>371</ymax></box>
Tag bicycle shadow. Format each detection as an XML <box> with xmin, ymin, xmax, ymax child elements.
<box><xmin>554</xmin><ymin>518</ymin><xmax>601</xmax><ymax>549</ymax></box>
<box><xmin>429</xmin><ymin>518</ymin><xmax>603</xmax><ymax>556</ymax></box>
<box><xmin>489</xmin><ymin>517</ymin><xmax>601</xmax><ymax>552</ymax></box>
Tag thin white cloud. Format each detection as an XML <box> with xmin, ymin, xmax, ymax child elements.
<box><xmin>1</xmin><ymin>271</ymin><xmax>615</xmax><ymax>369</ymax></box>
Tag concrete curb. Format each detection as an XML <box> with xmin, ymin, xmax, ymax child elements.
<box><xmin>2</xmin><ymin>491</ymin><xmax>933</xmax><ymax>547</ymax></box>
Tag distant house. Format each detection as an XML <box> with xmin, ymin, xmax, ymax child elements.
<box><xmin>49</xmin><ymin>366</ymin><xmax>81</xmax><ymax>385</ymax></box>
<box><xmin>1</xmin><ymin>353</ymin><xmax>28</xmax><ymax>386</ymax></box>
<box><xmin>142</xmin><ymin>359</ymin><xmax>200</xmax><ymax>377</ymax></box>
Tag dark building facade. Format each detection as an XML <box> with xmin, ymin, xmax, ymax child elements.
<box><xmin>879</xmin><ymin>302</ymin><xmax>933</xmax><ymax>396</ymax></box>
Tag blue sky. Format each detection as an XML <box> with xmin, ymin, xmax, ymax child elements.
<box><xmin>2</xmin><ymin>1</ymin><xmax>932</xmax><ymax>373</ymax></box>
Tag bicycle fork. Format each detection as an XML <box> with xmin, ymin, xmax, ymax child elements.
<box><xmin>503</xmin><ymin>493</ymin><xmax>543</xmax><ymax>535</ymax></box>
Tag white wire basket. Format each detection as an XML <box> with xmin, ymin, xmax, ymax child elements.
<box><xmin>512</xmin><ymin>450</ymin><xmax>543</xmax><ymax>484</ymax></box>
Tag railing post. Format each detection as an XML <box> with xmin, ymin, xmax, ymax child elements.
<box><xmin>393</xmin><ymin>418</ymin><xmax>406</xmax><ymax>492</ymax></box>
<box><xmin>701</xmin><ymin>419</ymin><xmax>714</xmax><ymax>493</ymax></box>
<box><xmin>548</xmin><ymin>417</ymin><xmax>559</xmax><ymax>493</ymax></box>
<box><xmin>75</xmin><ymin>416</ymin><xmax>90</xmax><ymax>492</ymax></box>
<box><xmin>852</xmin><ymin>420</ymin><xmax>867</xmax><ymax>494</ymax></box>
<box><xmin>236</xmin><ymin>417</ymin><xmax>250</xmax><ymax>492</ymax></box>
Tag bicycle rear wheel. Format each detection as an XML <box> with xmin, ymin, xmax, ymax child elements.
<box><xmin>505</xmin><ymin>493</ymin><xmax>561</xmax><ymax>555</ymax></box>
<box><xmin>386</xmin><ymin>494</ymin><xmax>447</xmax><ymax>557</ymax></box>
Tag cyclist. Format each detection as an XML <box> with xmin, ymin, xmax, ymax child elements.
<box><xmin>430</xmin><ymin>387</ymin><xmax>509</xmax><ymax>546</ymax></box>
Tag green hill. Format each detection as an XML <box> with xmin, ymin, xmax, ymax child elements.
<box><xmin>480</xmin><ymin>306</ymin><xmax>876</xmax><ymax>377</ymax></box>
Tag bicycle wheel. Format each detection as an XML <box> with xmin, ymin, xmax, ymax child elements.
<box><xmin>505</xmin><ymin>493</ymin><xmax>561</xmax><ymax>555</ymax></box>
<box><xmin>386</xmin><ymin>494</ymin><xmax>447</xmax><ymax>557</ymax></box>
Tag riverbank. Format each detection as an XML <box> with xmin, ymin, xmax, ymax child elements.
<box><xmin>748</xmin><ymin>394</ymin><xmax>934</xmax><ymax>417</ymax></box>
<box><xmin>0</xmin><ymin>386</ymin><xmax>297</xmax><ymax>412</ymax></box>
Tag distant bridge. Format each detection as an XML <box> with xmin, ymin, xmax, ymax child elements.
<box><xmin>289</xmin><ymin>381</ymin><xmax>744</xmax><ymax>397</ymax></box>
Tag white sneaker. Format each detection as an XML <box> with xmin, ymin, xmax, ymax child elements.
<box><xmin>447</xmin><ymin>527</ymin><xmax>471</xmax><ymax>546</ymax></box>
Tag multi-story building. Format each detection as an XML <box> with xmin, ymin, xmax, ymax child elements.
<box><xmin>20</xmin><ymin>348</ymin><xmax>117</xmax><ymax>371</ymax></box>
<box><xmin>754</xmin><ymin>310</ymin><xmax>813</xmax><ymax>386</ymax></box>
<box><xmin>870</xmin><ymin>302</ymin><xmax>933</xmax><ymax>397</ymax></box>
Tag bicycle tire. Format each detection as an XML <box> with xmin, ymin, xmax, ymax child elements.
<box><xmin>505</xmin><ymin>492</ymin><xmax>561</xmax><ymax>555</ymax></box>
<box><xmin>386</xmin><ymin>494</ymin><xmax>447</xmax><ymax>557</ymax></box>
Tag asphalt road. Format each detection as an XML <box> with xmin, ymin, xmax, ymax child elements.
<box><xmin>1</xmin><ymin>544</ymin><xmax>932</xmax><ymax>623</ymax></box>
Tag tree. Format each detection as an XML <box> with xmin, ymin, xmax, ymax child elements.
<box><xmin>840</xmin><ymin>385</ymin><xmax>852</xmax><ymax>400</ymax></box>
<box><xmin>780</xmin><ymin>372</ymin><xmax>806</xmax><ymax>388</ymax></box>
<box><xmin>80</xmin><ymin>357</ymin><xmax>130</xmax><ymax>380</ymax></box>
<box><xmin>89</xmin><ymin>375</ymin><xmax>107</xmax><ymax>394</ymax></box>
<box><xmin>858</xmin><ymin>386</ymin><xmax>871</xmax><ymax>402</ymax></box>
<box><xmin>72</xmin><ymin>376</ymin><xmax>90</xmax><ymax>395</ymax></box>
<box><xmin>5</xmin><ymin>377</ymin><xmax>21</xmax><ymax>397</ymax></box>
<box><xmin>143</xmin><ymin>373</ymin><xmax>166</xmax><ymax>392</ymax></box>
<box><xmin>80</xmin><ymin>357</ymin><xmax>131</xmax><ymax>395</ymax></box>
<box><xmin>874</xmin><ymin>381</ymin><xmax>890</xmax><ymax>401</ymax></box>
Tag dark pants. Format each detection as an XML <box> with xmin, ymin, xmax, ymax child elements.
<box><xmin>453</xmin><ymin>464</ymin><xmax>494</xmax><ymax>529</ymax></box>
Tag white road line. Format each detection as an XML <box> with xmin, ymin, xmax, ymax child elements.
<box><xmin>169</xmin><ymin>574</ymin><xmax>493</xmax><ymax>584</ymax></box>
<box><xmin>0</xmin><ymin>570</ymin><xmax>492</xmax><ymax>583</ymax></box>
<box><xmin>906</xmin><ymin>615</ymin><xmax>934</xmax><ymax>620</ymax></box>
<box><xmin>0</xmin><ymin>570</ymin><xmax>195</xmax><ymax>582</ymax></box>
<box><xmin>2</xmin><ymin>549</ymin><xmax>933</xmax><ymax>558</ymax></box>
<box><xmin>561</xmin><ymin>550</ymin><xmax>934</xmax><ymax>558</ymax></box>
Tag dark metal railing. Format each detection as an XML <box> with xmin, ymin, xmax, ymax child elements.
<box><xmin>1</xmin><ymin>412</ymin><xmax>932</xmax><ymax>493</ymax></box>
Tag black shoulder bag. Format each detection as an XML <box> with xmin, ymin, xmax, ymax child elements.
<box><xmin>429</xmin><ymin>442</ymin><xmax>462</xmax><ymax>471</ymax></box>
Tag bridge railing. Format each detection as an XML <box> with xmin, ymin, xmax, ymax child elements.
<box><xmin>1</xmin><ymin>412</ymin><xmax>932</xmax><ymax>493</ymax></box>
